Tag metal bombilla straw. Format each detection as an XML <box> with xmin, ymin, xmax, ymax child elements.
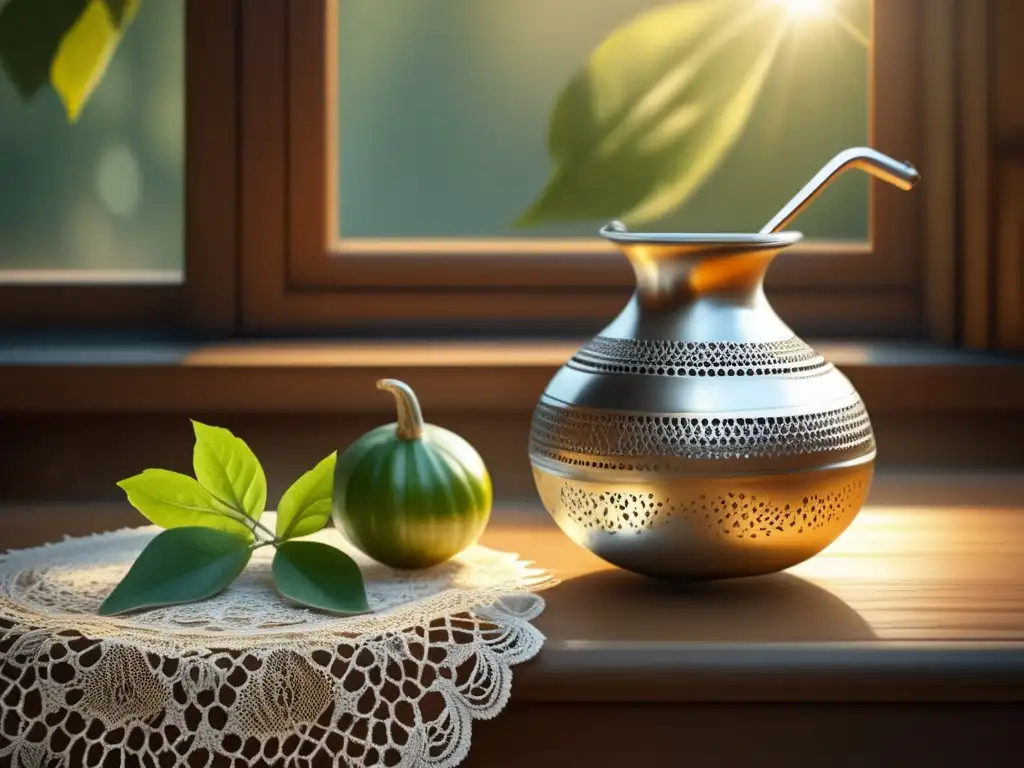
<box><xmin>600</xmin><ymin>147</ymin><xmax>919</xmax><ymax>238</ymax></box>
<box><xmin>760</xmin><ymin>146</ymin><xmax>920</xmax><ymax>234</ymax></box>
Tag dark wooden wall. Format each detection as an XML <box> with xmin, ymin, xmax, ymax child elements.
<box><xmin>2</xmin><ymin>410</ymin><xmax>1023</xmax><ymax>505</ymax></box>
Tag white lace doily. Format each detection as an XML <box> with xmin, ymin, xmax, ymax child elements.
<box><xmin>0</xmin><ymin>515</ymin><xmax>555</xmax><ymax>768</ymax></box>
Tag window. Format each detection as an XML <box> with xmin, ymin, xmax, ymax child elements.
<box><xmin>336</xmin><ymin>0</ymin><xmax>870</xmax><ymax>242</ymax></box>
<box><xmin>0</xmin><ymin>0</ymin><xmax>954</xmax><ymax>339</ymax></box>
<box><xmin>241</xmin><ymin>0</ymin><xmax>944</xmax><ymax>338</ymax></box>
<box><xmin>0</xmin><ymin>1</ymin><xmax>182</xmax><ymax>276</ymax></box>
<box><xmin>0</xmin><ymin>0</ymin><xmax>235</xmax><ymax>331</ymax></box>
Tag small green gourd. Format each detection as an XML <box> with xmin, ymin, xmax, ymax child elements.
<box><xmin>331</xmin><ymin>379</ymin><xmax>493</xmax><ymax>569</ymax></box>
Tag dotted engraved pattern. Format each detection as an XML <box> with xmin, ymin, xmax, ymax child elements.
<box><xmin>568</xmin><ymin>336</ymin><xmax>830</xmax><ymax>378</ymax></box>
<box><xmin>530</xmin><ymin>401</ymin><xmax>874</xmax><ymax>464</ymax></box>
<box><xmin>558</xmin><ymin>479</ymin><xmax>867</xmax><ymax>537</ymax></box>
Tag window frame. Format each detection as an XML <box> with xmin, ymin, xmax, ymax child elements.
<box><xmin>239</xmin><ymin>0</ymin><xmax>953</xmax><ymax>338</ymax></box>
<box><xmin>0</xmin><ymin>0</ymin><xmax>958</xmax><ymax>341</ymax></box>
<box><xmin>0</xmin><ymin>0</ymin><xmax>238</xmax><ymax>334</ymax></box>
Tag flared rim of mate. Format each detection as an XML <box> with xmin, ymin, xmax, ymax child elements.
<box><xmin>599</xmin><ymin>222</ymin><xmax>804</xmax><ymax>248</ymax></box>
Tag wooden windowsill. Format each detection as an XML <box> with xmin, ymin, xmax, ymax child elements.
<box><xmin>1</xmin><ymin>334</ymin><xmax>1023</xmax><ymax>414</ymax></box>
<box><xmin>504</xmin><ymin>511</ymin><xmax>1024</xmax><ymax>703</ymax></box>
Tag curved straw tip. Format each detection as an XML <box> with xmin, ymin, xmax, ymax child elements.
<box><xmin>376</xmin><ymin>378</ymin><xmax>403</xmax><ymax>391</ymax></box>
<box><xmin>901</xmin><ymin>162</ymin><xmax>922</xmax><ymax>190</ymax></box>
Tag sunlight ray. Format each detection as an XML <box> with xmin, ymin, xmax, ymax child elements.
<box><xmin>835</xmin><ymin>11</ymin><xmax>871</xmax><ymax>49</ymax></box>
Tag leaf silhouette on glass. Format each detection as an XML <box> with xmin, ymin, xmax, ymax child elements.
<box><xmin>517</xmin><ymin>0</ymin><xmax>789</xmax><ymax>227</ymax></box>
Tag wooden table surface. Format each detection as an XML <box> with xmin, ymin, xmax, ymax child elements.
<box><xmin>3</xmin><ymin>481</ymin><xmax>1024</xmax><ymax>765</ymax></box>
<box><xmin>4</xmin><ymin>492</ymin><xmax>1024</xmax><ymax>702</ymax></box>
<box><xmin>482</xmin><ymin>506</ymin><xmax>1024</xmax><ymax>702</ymax></box>
<box><xmin>474</xmin><ymin>501</ymin><xmax>1024</xmax><ymax>766</ymax></box>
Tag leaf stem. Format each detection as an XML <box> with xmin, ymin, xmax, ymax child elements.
<box><xmin>248</xmin><ymin>516</ymin><xmax>278</xmax><ymax>541</ymax></box>
<box><xmin>215</xmin><ymin>502</ymin><xmax>277</xmax><ymax>542</ymax></box>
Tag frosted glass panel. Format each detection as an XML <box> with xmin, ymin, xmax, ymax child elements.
<box><xmin>338</xmin><ymin>0</ymin><xmax>870</xmax><ymax>241</ymax></box>
<box><xmin>0</xmin><ymin>1</ymin><xmax>184</xmax><ymax>273</ymax></box>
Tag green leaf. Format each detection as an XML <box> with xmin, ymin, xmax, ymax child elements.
<box><xmin>272</xmin><ymin>541</ymin><xmax>369</xmax><ymax>615</ymax></box>
<box><xmin>117</xmin><ymin>469</ymin><xmax>254</xmax><ymax>539</ymax></box>
<box><xmin>276</xmin><ymin>452</ymin><xmax>337</xmax><ymax>540</ymax></box>
<box><xmin>101</xmin><ymin>0</ymin><xmax>135</xmax><ymax>27</ymax></box>
<box><xmin>0</xmin><ymin>0</ymin><xmax>87</xmax><ymax>100</ymax></box>
<box><xmin>192</xmin><ymin>421</ymin><xmax>268</xmax><ymax>522</ymax></box>
<box><xmin>517</xmin><ymin>0</ymin><xmax>789</xmax><ymax>227</ymax></box>
<box><xmin>50</xmin><ymin>0</ymin><xmax>139</xmax><ymax>122</ymax></box>
<box><xmin>99</xmin><ymin>527</ymin><xmax>252</xmax><ymax>616</ymax></box>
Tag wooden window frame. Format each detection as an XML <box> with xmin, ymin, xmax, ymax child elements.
<box><xmin>0</xmin><ymin>0</ymin><xmax>238</xmax><ymax>335</ymax></box>
<box><xmin>0</xmin><ymin>0</ymin><xmax>960</xmax><ymax>342</ymax></box>
<box><xmin>239</xmin><ymin>0</ymin><xmax>955</xmax><ymax>339</ymax></box>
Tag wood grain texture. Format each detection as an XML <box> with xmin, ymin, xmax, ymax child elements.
<box><xmin>501</xmin><ymin>503</ymin><xmax>1024</xmax><ymax>702</ymax></box>
<box><xmin>959</xmin><ymin>0</ymin><xmax>993</xmax><ymax>349</ymax></box>
<box><xmin>4</xmin><ymin>490</ymin><xmax>1024</xmax><ymax>703</ymax></box>
<box><xmin>3</xmin><ymin>483</ymin><xmax>1024</xmax><ymax>764</ymax></box>
<box><xmin>1</xmin><ymin>412</ymin><xmax>1024</xmax><ymax>505</ymax></box>
<box><xmin>993</xmin><ymin>0</ymin><xmax>1024</xmax><ymax>144</ymax></box>
<box><xmin>184</xmin><ymin>0</ymin><xmax>240</xmax><ymax>335</ymax></box>
<box><xmin>995</xmin><ymin>154</ymin><xmax>1024</xmax><ymax>350</ymax></box>
<box><xmin>495</xmin><ymin>506</ymin><xmax>1024</xmax><ymax>644</ymax></box>
<box><xmin>922</xmin><ymin>0</ymin><xmax>958</xmax><ymax>345</ymax></box>
<box><xmin>465</xmin><ymin>704</ymin><xmax>1022</xmax><ymax>767</ymax></box>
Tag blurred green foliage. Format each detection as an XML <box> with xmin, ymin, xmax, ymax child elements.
<box><xmin>0</xmin><ymin>0</ymin><xmax>182</xmax><ymax>271</ymax></box>
<box><xmin>518</xmin><ymin>0</ymin><xmax>792</xmax><ymax>227</ymax></box>
<box><xmin>0</xmin><ymin>0</ymin><xmax>137</xmax><ymax>121</ymax></box>
<box><xmin>338</xmin><ymin>0</ymin><xmax>870</xmax><ymax>240</ymax></box>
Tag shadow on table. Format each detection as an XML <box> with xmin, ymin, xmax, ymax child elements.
<box><xmin>536</xmin><ymin>568</ymin><xmax>876</xmax><ymax>642</ymax></box>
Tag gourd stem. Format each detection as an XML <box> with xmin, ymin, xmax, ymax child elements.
<box><xmin>377</xmin><ymin>379</ymin><xmax>425</xmax><ymax>441</ymax></box>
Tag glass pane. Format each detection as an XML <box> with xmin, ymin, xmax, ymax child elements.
<box><xmin>0</xmin><ymin>1</ymin><xmax>184</xmax><ymax>275</ymax></box>
<box><xmin>337</xmin><ymin>0</ymin><xmax>870</xmax><ymax>241</ymax></box>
